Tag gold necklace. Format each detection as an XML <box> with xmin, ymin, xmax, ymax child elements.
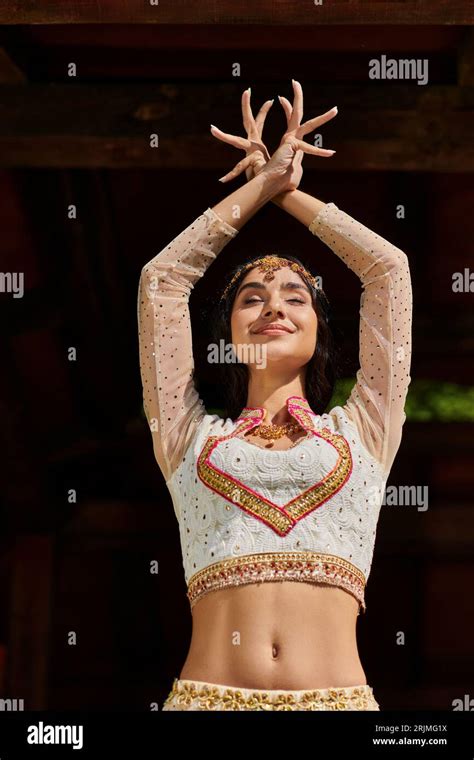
<box><xmin>252</xmin><ymin>420</ymin><xmax>302</xmax><ymax>445</ymax></box>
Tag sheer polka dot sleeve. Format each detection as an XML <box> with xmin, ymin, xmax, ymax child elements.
<box><xmin>309</xmin><ymin>202</ymin><xmax>412</xmax><ymax>477</ymax></box>
<box><xmin>137</xmin><ymin>207</ymin><xmax>239</xmax><ymax>482</ymax></box>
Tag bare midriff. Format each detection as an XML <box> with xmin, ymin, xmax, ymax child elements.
<box><xmin>179</xmin><ymin>581</ymin><xmax>367</xmax><ymax>690</ymax></box>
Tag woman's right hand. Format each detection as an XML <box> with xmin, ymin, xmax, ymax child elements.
<box><xmin>256</xmin><ymin>122</ymin><xmax>335</xmax><ymax>195</ymax></box>
<box><xmin>269</xmin><ymin>79</ymin><xmax>337</xmax><ymax>192</ymax></box>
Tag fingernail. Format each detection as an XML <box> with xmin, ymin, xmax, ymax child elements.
<box><xmin>328</xmin><ymin>150</ymin><xmax>336</xmax><ymax>155</ymax></box>
<box><xmin>210</xmin><ymin>124</ymin><xmax>217</xmax><ymax>129</ymax></box>
<box><xmin>277</xmin><ymin>95</ymin><xmax>282</xmax><ymax>100</ymax></box>
<box><xmin>333</xmin><ymin>106</ymin><xmax>338</xmax><ymax>113</ymax></box>
<box><xmin>248</xmin><ymin>87</ymin><xmax>251</xmax><ymax>94</ymax></box>
<box><xmin>218</xmin><ymin>177</ymin><xmax>226</xmax><ymax>182</ymax></box>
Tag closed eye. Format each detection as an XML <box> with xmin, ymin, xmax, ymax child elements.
<box><xmin>244</xmin><ymin>297</ymin><xmax>306</xmax><ymax>304</ymax></box>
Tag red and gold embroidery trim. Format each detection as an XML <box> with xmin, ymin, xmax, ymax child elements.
<box><xmin>197</xmin><ymin>396</ymin><xmax>353</xmax><ymax>536</ymax></box>
<box><xmin>187</xmin><ymin>551</ymin><xmax>366</xmax><ymax>612</ymax></box>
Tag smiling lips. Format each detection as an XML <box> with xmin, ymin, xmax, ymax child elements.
<box><xmin>254</xmin><ymin>323</ymin><xmax>294</xmax><ymax>335</ymax></box>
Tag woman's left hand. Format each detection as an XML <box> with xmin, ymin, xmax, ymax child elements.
<box><xmin>210</xmin><ymin>88</ymin><xmax>273</xmax><ymax>182</ymax></box>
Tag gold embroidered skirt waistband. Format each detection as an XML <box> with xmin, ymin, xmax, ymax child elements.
<box><xmin>162</xmin><ymin>677</ymin><xmax>380</xmax><ymax>711</ymax></box>
<box><xmin>186</xmin><ymin>551</ymin><xmax>366</xmax><ymax>612</ymax></box>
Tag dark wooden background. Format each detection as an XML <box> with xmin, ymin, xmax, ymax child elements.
<box><xmin>0</xmin><ymin>6</ymin><xmax>473</xmax><ymax>711</ymax></box>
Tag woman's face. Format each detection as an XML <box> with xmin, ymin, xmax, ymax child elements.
<box><xmin>230</xmin><ymin>264</ymin><xmax>318</xmax><ymax>371</ymax></box>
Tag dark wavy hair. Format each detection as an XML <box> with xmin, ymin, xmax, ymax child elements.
<box><xmin>207</xmin><ymin>253</ymin><xmax>343</xmax><ymax>420</ymax></box>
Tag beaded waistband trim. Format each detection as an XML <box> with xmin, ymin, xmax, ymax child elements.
<box><xmin>187</xmin><ymin>551</ymin><xmax>366</xmax><ymax>612</ymax></box>
<box><xmin>162</xmin><ymin>677</ymin><xmax>379</xmax><ymax>711</ymax></box>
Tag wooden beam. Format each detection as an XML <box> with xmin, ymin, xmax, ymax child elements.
<box><xmin>1</xmin><ymin>50</ymin><xmax>457</xmax><ymax>89</ymax></box>
<box><xmin>0</xmin><ymin>83</ymin><xmax>471</xmax><ymax>170</ymax></box>
<box><xmin>3</xmin><ymin>26</ymin><xmax>461</xmax><ymax>85</ymax></box>
<box><xmin>0</xmin><ymin>1</ymin><xmax>471</xmax><ymax>25</ymax></box>
<box><xmin>14</xmin><ymin>24</ymin><xmax>465</xmax><ymax>52</ymax></box>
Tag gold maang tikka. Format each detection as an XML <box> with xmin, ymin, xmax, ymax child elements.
<box><xmin>219</xmin><ymin>255</ymin><xmax>322</xmax><ymax>302</ymax></box>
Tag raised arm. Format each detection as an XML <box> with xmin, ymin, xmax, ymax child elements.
<box><xmin>137</xmin><ymin>170</ymin><xmax>285</xmax><ymax>482</ymax></box>
<box><xmin>274</xmin><ymin>189</ymin><xmax>412</xmax><ymax>477</ymax></box>
<box><xmin>210</xmin><ymin>80</ymin><xmax>412</xmax><ymax>475</ymax></box>
<box><xmin>310</xmin><ymin>201</ymin><xmax>412</xmax><ymax>476</ymax></box>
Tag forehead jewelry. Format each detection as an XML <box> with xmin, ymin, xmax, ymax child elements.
<box><xmin>219</xmin><ymin>255</ymin><xmax>321</xmax><ymax>303</ymax></box>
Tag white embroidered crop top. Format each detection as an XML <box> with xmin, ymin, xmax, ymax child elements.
<box><xmin>137</xmin><ymin>202</ymin><xmax>412</xmax><ymax>615</ymax></box>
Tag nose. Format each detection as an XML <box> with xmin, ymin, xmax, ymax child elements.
<box><xmin>263</xmin><ymin>292</ymin><xmax>285</xmax><ymax>317</ymax></box>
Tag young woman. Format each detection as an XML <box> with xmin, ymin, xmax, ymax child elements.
<box><xmin>137</xmin><ymin>80</ymin><xmax>412</xmax><ymax>711</ymax></box>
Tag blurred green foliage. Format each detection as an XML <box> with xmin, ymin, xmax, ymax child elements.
<box><xmin>329</xmin><ymin>378</ymin><xmax>474</xmax><ymax>421</ymax></box>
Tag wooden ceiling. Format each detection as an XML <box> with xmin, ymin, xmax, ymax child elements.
<box><xmin>0</xmin><ymin>1</ymin><xmax>472</xmax><ymax>25</ymax></box>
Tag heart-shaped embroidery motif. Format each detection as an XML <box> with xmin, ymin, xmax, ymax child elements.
<box><xmin>197</xmin><ymin>397</ymin><xmax>353</xmax><ymax>536</ymax></box>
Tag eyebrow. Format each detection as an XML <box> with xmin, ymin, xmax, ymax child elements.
<box><xmin>236</xmin><ymin>281</ymin><xmax>311</xmax><ymax>297</ymax></box>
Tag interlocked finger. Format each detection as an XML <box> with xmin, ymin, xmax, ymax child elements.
<box><xmin>299</xmin><ymin>107</ymin><xmax>338</xmax><ymax>137</ymax></box>
<box><xmin>278</xmin><ymin>87</ymin><xmax>337</xmax><ymax>153</ymax></box>
<box><xmin>218</xmin><ymin>151</ymin><xmax>266</xmax><ymax>182</ymax></box>
<box><xmin>241</xmin><ymin>88</ymin><xmax>253</xmax><ymax>134</ymax></box>
<box><xmin>294</xmin><ymin>138</ymin><xmax>335</xmax><ymax>157</ymax></box>
<box><xmin>242</xmin><ymin>89</ymin><xmax>273</xmax><ymax>160</ymax></box>
<box><xmin>253</xmin><ymin>100</ymin><xmax>274</xmax><ymax>141</ymax></box>
<box><xmin>209</xmin><ymin>125</ymin><xmax>248</xmax><ymax>151</ymax></box>
<box><xmin>288</xmin><ymin>79</ymin><xmax>304</xmax><ymax>130</ymax></box>
<box><xmin>293</xmin><ymin>149</ymin><xmax>304</xmax><ymax>168</ymax></box>
<box><xmin>278</xmin><ymin>95</ymin><xmax>293</xmax><ymax>125</ymax></box>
